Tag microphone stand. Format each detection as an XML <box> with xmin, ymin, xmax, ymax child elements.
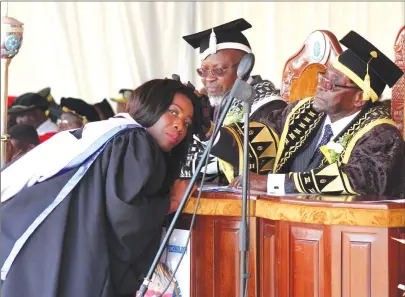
<box><xmin>228</xmin><ymin>71</ymin><xmax>256</xmax><ymax>297</ymax></box>
<box><xmin>240</xmin><ymin>100</ymin><xmax>253</xmax><ymax>297</ymax></box>
<box><xmin>136</xmin><ymin>53</ymin><xmax>256</xmax><ymax>297</ymax></box>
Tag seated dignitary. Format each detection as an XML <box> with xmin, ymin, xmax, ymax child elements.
<box><xmin>180</xmin><ymin>18</ymin><xmax>287</xmax><ymax>183</ymax></box>
<box><xmin>219</xmin><ymin>31</ymin><xmax>404</xmax><ymax>196</ymax></box>
<box><xmin>1</xmin><ymin>78</ymin><xmax>203</xmax><ymax>297</ymax></box>
<box><xmin>53</xmin><ymin>97</ymin><xmax>101</xmax><ymax>131</ymax></box>
<box><xmin>8</xmin><ymin>92</ymin><xmax>59</xmax><ymax>137</ymax></box>
<box><xmin>4</xmin><ymin>124</ymin><xmax>40</xmax><ymax>165</ymax></box>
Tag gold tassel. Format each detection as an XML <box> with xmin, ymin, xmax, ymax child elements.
<box><xmin>363</xmin><ymin>51</ymin><xmax>378</xmax><ymax>102</ymax></box>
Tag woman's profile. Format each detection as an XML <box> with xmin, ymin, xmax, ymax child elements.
<box><xmin>1</xmin><ymin>79</ymin><xmax>201</xmax><ymax>297</ymax></box>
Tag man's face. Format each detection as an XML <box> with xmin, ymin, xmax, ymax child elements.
<box><xmin>57</xmin><ymin>112</ymin><xmax>83</xmax><ymax>131</ymax></box>
<box><xmin>199</xmin><ymin>49</ymin><xmax>245</xmax><ymax>100</ymax></box>
<box><xmin>313</xmin><ymin>66</ymin><xmax>364</xmax><ymax>119</ymax></box>
<box><xmin>15</xmin><ymin>109</ymin><xmax>41</xmax><ymax>128</ymax></box>
<box><xmin>5</xmin><ymin>139</ymin><xmax>33</xmax><ymax>164</ymax></box>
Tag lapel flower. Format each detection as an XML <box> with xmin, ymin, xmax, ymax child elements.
<box><xmin>320</xmin><ymin>141</ymin><xmax>344</xmax><ymax>164</ymax></box>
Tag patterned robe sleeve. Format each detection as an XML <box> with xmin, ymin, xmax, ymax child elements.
<box><xmin>286</xmin><ymin>124</ymin><xmax>405</xmax><ymax>196</ymax></box>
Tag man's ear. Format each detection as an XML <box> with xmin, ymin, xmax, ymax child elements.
<box><xmin>353</xmin><ymin>90</ymin><xmax>367</xmax><ymax>108</ymax></box>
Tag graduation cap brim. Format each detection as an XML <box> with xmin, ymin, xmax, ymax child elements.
<box><xmin>110</xmin><ymin>97</ymin><xmax>127</xmax><ymax>103</ymax></box>
<box><xmin>60</xmin><ymin>98</ymin><xmax>100</xmax><ymax>122</ymax></box>
<box><xmin>8</xmin><ymin>105</ymin><xmax>38</xmax><ymax>114</ymax></box>
<box><xmin>111</xmin><ymin>89</ymin><xmax>133</xmax><ymax>103</ymax></box>
<box><xmin>332</xmin><ymin>30</ymin><xmax>404</xmax><ymax>101</ymax></box>
<box><xmin>183</xmin><ymin>18</ymin><xmax>252</xmax><ymax>60</ymax></box>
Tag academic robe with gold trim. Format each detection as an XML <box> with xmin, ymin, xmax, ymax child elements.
<box><xmin>212</xmin><ymin>97</ymin><xmax>404</xmax><ymax>196</ymax></box>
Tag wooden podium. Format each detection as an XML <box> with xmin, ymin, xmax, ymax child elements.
<box><xmin>177</xmin><ymin>192</ymin><xmax>405</xmax><ymax>297</ymax></box>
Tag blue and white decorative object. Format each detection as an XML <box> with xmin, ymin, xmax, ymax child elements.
<box><xmin>1</xmin><ymin>15</ymin><xmax>24</xmax><ymax>166</ymax></box>
<box><xmin>1</xmin><ymin>16</ymin><xmax>24</xmax><ymax>59</ymax></box>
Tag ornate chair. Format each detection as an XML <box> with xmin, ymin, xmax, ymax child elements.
<box><xmin>280</xmin><ymin>30</ymin><xmax>343</xmax><ymax>103</ymax></box>
<box><xmin>392</xmin><ymin>25</ymin><xmax>405</xmax><ymax>139</ymax></box>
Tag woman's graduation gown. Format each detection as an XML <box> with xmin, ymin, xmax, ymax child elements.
<box><xmin>1</xmin><ymin>128</ymin><xmax>171</xmax><ymax>297</ymax></box>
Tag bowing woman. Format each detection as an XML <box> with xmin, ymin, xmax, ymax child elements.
<box><xmin>1</xmin><ymin>79</ymin><xmax>202</xmax><ymax>297</ymax></box>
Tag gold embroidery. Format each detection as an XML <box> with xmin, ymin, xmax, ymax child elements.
<box><xmin>273</xmin><ymin>98</ymin><xmax>324</xmax><ymax>173</ymax></box>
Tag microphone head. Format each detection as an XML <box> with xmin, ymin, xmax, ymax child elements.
<box><xmin>237</xmin><ymin>53</ymin><xmax>255</xmax><ymax>81</ymax></box>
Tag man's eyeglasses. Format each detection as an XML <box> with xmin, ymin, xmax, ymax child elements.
<box><xmin>196</xmin><ymin>63</ymin><xmax>239</xmax><ymax>78</ymax></box>
<box><xmin>317</xmin><ymin>73</ymin><xmax>360</xmax><ymax>91</ymax></box>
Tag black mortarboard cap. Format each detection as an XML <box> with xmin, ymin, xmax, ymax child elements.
<box><xmin>8</xmin><ymin>93</ymin><xmax>49</xmax><ymax>114</ymax></box>
<box><xmin>60</xmin><ymin>97</ymin><xmax>100</xmax><ymax>123</ymax></box>
<box><xmin>183</xmin><ymin>18</ymin><xmax>252</xmax><ymax>60</ymax></box>
<box><xmin>94</xmin><ymin>99</ymin><xmax>115</xmax><ymax>120</ymax></box>
<box><xmin>333</xmin><ymin>30</ymin><xmax>404</xmax><ymax>102</ymax></box>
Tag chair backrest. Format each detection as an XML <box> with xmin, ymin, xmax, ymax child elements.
<box><xmin>280</xmin><ymin>30</ymin><xmax>343</xmax><ymax>103</ymax></box>
<box><xmin>391</xmin><ymin>25</ymin><xmax>405</xmax><ymax>139</ymax></box>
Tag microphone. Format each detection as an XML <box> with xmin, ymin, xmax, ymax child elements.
<box><xmin>237</xmin><ymin>53</ymin><xmax>255</xmax><ymax>81</ymax></box>
<box><xmin>136</xmin><ymin>55</ymin><xmax>255</xmax><ymax>297</ymax></box>
<box><xmin>230</xmin><ymin>54</ymin><xmax>256</xmax><ymax>104</ymax></box>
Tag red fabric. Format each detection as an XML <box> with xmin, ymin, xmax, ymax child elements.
<box><xmin>39</xmin><ymin>132</ymin><xmax>57</xmax><ymax>143</ymax></box>
<box><xmin>8</xmin><ymin>96</ymin><xmax>16</xmax><ymax>107</ymax></box>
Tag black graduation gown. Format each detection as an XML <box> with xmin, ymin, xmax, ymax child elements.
<box><xmin>1</xmin><ymin>129</ymin><xmax>171</xmax><ymax>297</ymax></box>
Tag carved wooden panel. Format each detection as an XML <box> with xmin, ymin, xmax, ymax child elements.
<box><xmin>260</xmin><ymin>220</ymin><xmax>277</xmax><ymax>297</ymax></box>
<box><xmin>289</xmin><ymin>225</ymin><xmax>325</xmax><ymax>297</ymax></box>
<box><xmin>281</xmin><ymin>30</ymin><xmax>343</xmax><ymax>103</ymax></box>
<box><xmin>213</xmin><ymin>219</ymin><xmax>241</xmax><ymax>297</ymax></box>
<box><xmin>392</xmin><ymin>26</ymin><xmax>405</xmax><ymax>138</ymax></box>
<box><xmin>388</xmin><ymin>228</ymin><xmax>405</xmax><ymax>297</ymax></box>
<box><xmin>191</xmin><ymin>216</ymin><xmax>258</xmax><ymax>297</ymax></box>
<box><xmin>276</xmin><ymin>221</ymin><xmax>327</xmax><ymax>297</ymax></box>
<box><xmin>331</xmin><ymin>226</ymin><xmax>389</xmax><ymax>297</ymax></box>
<box><xmin>191</xmin><ymin>216</ymin><xmax>214</xmax><ymax>297</ymax></box>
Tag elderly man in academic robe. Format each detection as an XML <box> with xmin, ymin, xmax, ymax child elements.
<box><xmin>213</xmin><ymin>31</ymin><xmax>404</xmax><ymax>197</ymax></box>
<box><xmin>180</xmin><ymin>18</ymin><xmax>287</xmax><ymax>184</ymax></box>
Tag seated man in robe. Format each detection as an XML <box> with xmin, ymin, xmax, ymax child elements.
<box><xmin>53</xmin><ymin>97</ymin><xmax>101</xmax><ymax>132</ymax></box>
<box><xmin>180</xmin><ymin>18</ymin><xmax>287</xmax><ymax>184</ymax></box>
<box><xmin>214</xmin><ymin>31</ymin><xmax>404</xmax><ymax>196</ymax></box>
<box><xmin>8</xmin><ymin>93</ymin><xmax>59</xmax><ymax>138</ymax></box>
<box><xmin>5</xmin><ymin>124</ymin><xmax>40</xmax><ymax>165</ymax></box>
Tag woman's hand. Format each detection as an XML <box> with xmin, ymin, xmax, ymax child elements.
<box><xmin>168</xmin><ymin>179</ymin><xmax>197</xmax><ymax>214</ymax></box>
<box><xmin>229</xmin><ymin>172</ymin><xmax>268</xmax><ymax>192</ymax></box>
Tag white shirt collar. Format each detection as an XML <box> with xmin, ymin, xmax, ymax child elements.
<box><xmin>324</xmin><ymin>111</ymin><xmax>361</xmax><ymax>139</ymax></box>
<box><xmin>36</xmin><ymin>118</ymin><xmax>59</xmax><ymax>136</ymax></box>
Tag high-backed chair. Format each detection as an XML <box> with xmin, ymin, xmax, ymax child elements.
<box><xmin>392</xmin><ymin>25</ymin><xmax>405</xmax><ymax>139</ymax></box>
<box><xmin>280</xmin><ymin>30</ymin><xmax>343</xmax><ymax>103</ymax></box>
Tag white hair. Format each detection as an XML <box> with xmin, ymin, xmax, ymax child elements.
<box><xmin>208</xmin><ymin>95</ymin><xmax>224</xmax><ymax>107</ymax></box>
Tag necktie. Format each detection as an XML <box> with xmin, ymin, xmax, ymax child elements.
<box><xmin>311</xmin><ymin>124</ymin><xmax>333</xmax><ymax>162</ymax></box>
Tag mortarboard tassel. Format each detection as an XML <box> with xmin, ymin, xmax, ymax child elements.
<box><xmin>209</xmin><ymin>29</ymin><xmax>217</xmax><ymax>55</ymax></box>
<box><xmin>363</xmin><ymin>51</ymin><xmax>377</xmax><ymax>102</ymax></box>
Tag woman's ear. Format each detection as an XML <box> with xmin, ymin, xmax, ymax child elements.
<box><xmin>353</xmin><ymin>90</ymin><xmax>367</xmax><ymax>108</ymax></box>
